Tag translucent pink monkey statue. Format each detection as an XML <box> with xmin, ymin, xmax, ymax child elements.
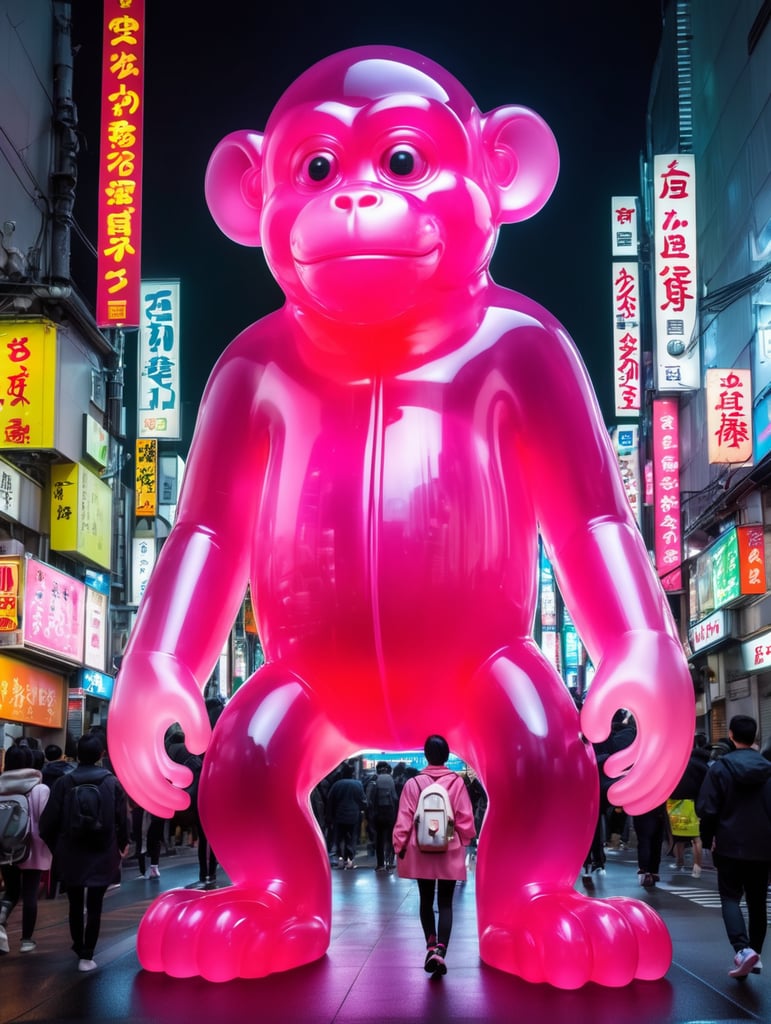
<box><xmin>108</xmin><ymin>46</ymin><xmax>694</xmax><ymax>987</ymax></box>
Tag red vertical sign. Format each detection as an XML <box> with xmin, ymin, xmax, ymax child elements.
<box><xmin>96</xmin><ymin>0</ymin><xmax>145</xmax><ymax>328</ymax></box>
<box><xmin>652</xmin><ymin>398</ymin><xmax>682</xmax><ymax>591</ymax></box>
<box><xmin>737</xmin><ymin>525</ymin><xmax>766</xmax><ymax>594</ymax></box>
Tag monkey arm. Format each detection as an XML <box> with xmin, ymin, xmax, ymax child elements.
<box><xmin>511</xmin><ymin>318</ymin><xmax>693</xmax><ymax>811</ymax></box>
<box><xmin>108</xmin><ymin>329</ymin><xmax>265</xmax><ymax>815</ymax></box>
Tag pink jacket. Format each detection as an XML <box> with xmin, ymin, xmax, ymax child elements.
<box><xmin>392</xmin><ymin>766</ymin><xmax>476</xmax><ymax>881</ymax></box>
<box><xmin>0</xmin><ymin>768</ymin><xmax>52</xmax><ymax>871</ymax></box>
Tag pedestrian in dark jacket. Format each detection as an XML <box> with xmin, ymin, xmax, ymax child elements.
<box><xmin>326</xmin><ymin>762</ymin><xmax>365</xmax><ymax>868</ymax></box>
<box><xmin>39</xmin><ymin>732</ymin><xmax>130</xmax><ymax>973</ymax></box>
<box><xmin>166</xmin><ymin>728</ymin><xmax>214</xmax><ymax>886</ymax></box>
<box><xmin>366</xmin><ymin>761</ymin><xmax>398</xmax><ymax>871</ymax></box>
<box><xmin>667</xmin><ymin>733</ymin><xmax>710</xmax><ymax>877</ymax></box>
<box><xmin>41</xmin><ymin>744</ymin><xmax>74</xmax><ymax>789</ymax></box>
<box><xmin>696</xmin><ymin>714</ymin><xmax>771</xmax><ymax>979</ymax></box>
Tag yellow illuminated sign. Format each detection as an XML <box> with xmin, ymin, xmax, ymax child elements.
<box><xmin>0</xmin><ymin>320</ymin><xmax>57</xmax><ymax>449</ymax></box>
<box><xmin>135</xmin><ymin>437</ymin><xmax>157</xmax><ymax>516</ymax></box>
<box><xmin>50</xmin><ymin>462</ymin><xmax>112</xmax><ymax>570</ymax></box>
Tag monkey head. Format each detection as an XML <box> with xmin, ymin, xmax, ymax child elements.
<box><xmin>205</xmin><ymin>46</ymin><xmax>559</xmax><ymax>344</ymax></box>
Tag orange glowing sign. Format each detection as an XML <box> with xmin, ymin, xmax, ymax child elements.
<box><xmin>96</xmin><ymin>0</ymin><xmax>146</xmax><ymax>328</ymax></box>
<box><xmin>0</xmin><ymin>653</ymin><xmax>66</xmax><ymax>729</ymax></box>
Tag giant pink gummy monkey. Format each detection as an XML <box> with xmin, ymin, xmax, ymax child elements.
<box><xmin>108</xmin><ymin>46</ymin><xmax>694</xmax><ymax>987</ymax></box>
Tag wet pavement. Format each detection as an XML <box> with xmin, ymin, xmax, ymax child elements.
<box><xmin>1</xmin><ymin>842</ymin><xmax>770</xmax><ymax>1023</ymax></box>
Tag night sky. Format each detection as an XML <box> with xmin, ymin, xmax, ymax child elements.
<box><xmin>69</xmin><ymin>1</ymin><xmax>663</xmax><ymax>453</ymax></box>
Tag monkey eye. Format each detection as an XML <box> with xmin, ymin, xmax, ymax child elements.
<box><xmin>382</xmin><ymin>144</ymin><xmax>426</xmax><ymax>181</ymax></box>
<box><xmin>300</xmin><ymin>151</ymin><xmax>338</xmax><ymax>185</ymax></box>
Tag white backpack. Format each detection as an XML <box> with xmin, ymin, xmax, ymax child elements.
<box><xmin>414</xmin><ymin>775</ymin><xmax>455</xmax><ymax>852</ymax></box>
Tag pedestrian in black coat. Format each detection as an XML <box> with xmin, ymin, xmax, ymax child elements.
<box><xmin>39</xmin><ymin>732</ymin><xmax>130</xmax><ymax>973</ymax></box>
<box><xmin>696</xmin><ymin>714</ymin><xmax>771</xmax><ymax>979</ymax></box>
<box><xmin>326</xmin><ymin>762</ymin><xmax>365</xmax><ymax>868</ymax></box>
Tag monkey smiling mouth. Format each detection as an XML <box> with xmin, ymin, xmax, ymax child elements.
<box><xmin>295</xmin><ymin>245</ymin><xmax>442</xmax><ymax>268</ymax></box>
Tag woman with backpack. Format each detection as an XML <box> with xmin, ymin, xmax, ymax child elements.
<box><xmin>392</xmin><ymin>735</ymin><xmax>476</xmax><ymax>977</ymax></box>
<box><xmin>0</xmin><ymin>743</ymin><xmax>52</xmax><ymax>955</ymax></box>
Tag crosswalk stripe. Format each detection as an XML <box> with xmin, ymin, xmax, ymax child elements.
<box><xmin>666</xmin><ymin>885</ymin><xmax>771</xmax><ymax>910</ymax></box>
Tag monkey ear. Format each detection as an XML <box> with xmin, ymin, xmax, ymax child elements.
<box><xmin>481</xmin><ymin>106</ymin><xmax>559</xmax><ymax>223</ymax></box>
<box><xmin>205</xmin><ymin>130</ymin><xmax>265</xmax><ymax>246</ymax></box>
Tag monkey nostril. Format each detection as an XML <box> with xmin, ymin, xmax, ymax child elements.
<box><xmin>333</xmin><ymin>192</ymin><xmax>379</xmax><ymax>211</ymax></box>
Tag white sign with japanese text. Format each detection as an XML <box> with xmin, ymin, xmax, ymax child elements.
<box><xmin>138</xmin><ymin>279</ymin><xmax>181</xmax><ymax>440</ymax></box>
<box><xmin>653</xmin><ymin>155</ymin><xmax>700</xmax><ymax>391</ymax></box>
<box><xmin>611</xmin><ymin>196</ymin><xmax>639</xmax><ymax>257</ymax></box>
<box><xmin>706</xmin><ymin>368</ymin><xmax>753</xmax><ymax>464</ymax></box>
<box><xmin>612</xmin><ymin>262</ymin><xmax>641</xmax><ymax>415</ymax></box>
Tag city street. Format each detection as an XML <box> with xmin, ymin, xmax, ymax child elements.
<box><xmin>1</xmin><ymin>841</ymin><xmax>770</xmax><ymax>1023</ymax></box>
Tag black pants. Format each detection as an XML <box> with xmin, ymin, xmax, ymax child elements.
<box><xmin>67</xmin><ymin>884</ymin><xmax>107</xmax><ymax>960</ymax></box>
<box><xmin>194</xmin><ymin>811</ymin><xmax>217</xmax><ymax>882</ymax></box>
<box><xmin>417</xmin><ymin>878</ymin><xmax>456</xmax><ymax>948</ymax></box>
<box><xmin>713</xmin><ymin>853</ymin><xmax>769</xmax><ymax>954</ymax></box>
<box><xmin>333</xmin><ymin>822</ymin><xmax>357</xmax><ymax>862</ymax></box>
<box><xmin>373</xmin><ymin>815</ymin><xmax>395</xmax><ymax>868</ymax></box>
<box><xmin>634</xmin><ymin>807</ymin><xmax>666</xmax><ymax>875</ymax></box>
<box><xmin>0</xmin><ymin>865</ymin><xmax>42</xmax><ymax>940</ymax></box>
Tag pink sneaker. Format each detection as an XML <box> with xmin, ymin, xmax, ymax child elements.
<box><xmin>729</xmin><ymin>948</ymin><xmax>759</xmax><ymax>978</ymax></box>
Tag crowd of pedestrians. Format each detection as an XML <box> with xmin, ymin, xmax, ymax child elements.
<box><xmin>2</xmin><ymin>713</ymin><xmax>771</xmax><ymax>984</ymax></box>
<box><xmin>0</xmin><ymin>723</ymin><xmax>216</xmax><ymax>972</ymax></box>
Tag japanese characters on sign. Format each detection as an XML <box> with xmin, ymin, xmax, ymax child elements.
<box><xmin>652</xmin><ymin>398</ymin><xmax>682</xmax><ymax>590</ymax></box>
<box><xmin>50</xmin><ymin>463</ymin><xmax>112</xmax><ymax>570</ymax></box>
<box><xmin>135</xmin><ymin>437</ymin><xmax>157</xmax><ymax>516</ymax></box>
<box><xmin>689</xmin><ymin>525</ymin><xmax>766</xmax><ymax>623</ymax></box>
<box><xmin>611</xmin><ymin>196</ymin><xmax>639</xmax><ymax>257</ymax></box>
<box><xmin>131</xmin><ymin>533</ymin><xmax>156</xmax><ymax>605</ymax></box>
<box><xmin>0</xmin><ymin>320</ymin><xmax>57</xmax><ymax>449</ymax></box>
<box><xmin>0</xmin><ymin>556</ymin><xmax>20</xmax><ymax>633</ymax></box>
<box><xmin>22</xmin><ymin>557</ymin><xmax>86</xmax><ymax>664</ymax></box>
<box><xmin>0</xmin><ymin>457</ymin><xmax>22</xmax><ymax>520</ymax></box>
<box><xmin>653</xmin><ymin>155</ymin><xmax>700</xmax><ymax>391</ymax></box>
<box><xmin>84</xmin><ymin>586</ymin><xmax>109</xmax><ymax>672</ymax></box>
<box><xmin>706</xmin><ymin>368</ymin><xmax>753</xmax><ymax>464</ymax></box>
<box><xmin>612</xmin><ymin>262</ymin><xmax>641</xmax><ymax>415</ymax></box>
<box><xmin>0</xmin><ymin>653</ymin><xmax>65</xmax><ymax>728</ymax></box>
<box><xmin>741</xmin><ymin>622</ymin><xmax>771</xmax><ymax>673</ymax></box>
<box><xmin>688</xmin><ymin>609</ymin><xmax>731</xmax><ymax>654</ymax></box>
<box><xmin>736</xmin><ymin>524</ymin><xmax>766</xmax><ymax>594</ymax></box>
<box><xmin>138</xmin><ymin>280</ymin><xmax>181</xmax><ymax>439</ymax></box>
<box><xmin>609</xmin><ymin>425</ymin><xmax>641</xmax><ymax>527</ymax></box>
<box><xmin>96</xmin><ymin>0</ymin><xmax>145</xmax><ymax>328</ymax></box>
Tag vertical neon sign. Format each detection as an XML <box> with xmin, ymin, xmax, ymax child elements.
<box><xmin>96</xmin><ymin>0</ymin><xmax>145</xmax><ymax>328</ymax></box>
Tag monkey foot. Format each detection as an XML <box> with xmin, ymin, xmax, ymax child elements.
<box><xmin>137</xmin><ymin>885</ymin><xmax>330</xmax><ymax>981</ymax></box>
<box><xmin>479</xmin><ymin>889</ymin><xmax>671</xmax><ymax>988</ymax></box>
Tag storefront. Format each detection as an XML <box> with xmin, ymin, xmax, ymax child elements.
<box><xmin>686</xmin><ymin>524</ymin><xmax>768</xmax><ymax>743</ymax></box>
<box><xmin>0</xmin><ymin>555</ymin><xmax>113</xmax><ymax>753</ymax></box>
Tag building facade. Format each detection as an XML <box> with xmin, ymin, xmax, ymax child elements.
<box><xmin>642</xmin><ymin>1</ymin><xmax>771</xmax><ymax>745</ymax></box>
<box><xmin>0</xmin><ymin>1</ymin><xmax>130</xmax><ymax>754</ymax></box>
